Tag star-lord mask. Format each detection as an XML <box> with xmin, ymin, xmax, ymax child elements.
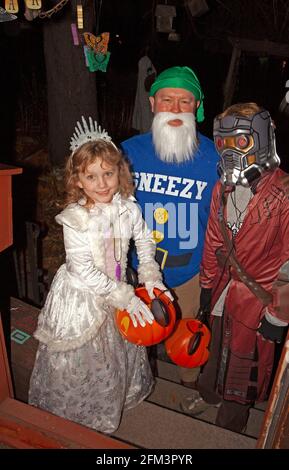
<box><xmin>213</xmin><ymin>109</ymin><xmax>280</xmax><ymax>187</ymax></box>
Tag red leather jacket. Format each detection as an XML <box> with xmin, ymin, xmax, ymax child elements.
<box><xmin>200</xmin><ymin>168</ymin><xmax>289</xmax><ymax>329</ymax></box>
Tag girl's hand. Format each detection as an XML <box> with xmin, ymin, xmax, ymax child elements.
<box><xmin>126</xmin><ymin>296</ymin><xmax>154</xmax><ymax>328</ymax></box>
<box><xmin>145</xmin><ymin>280</ymin><xmax>174</xmax><ymax>302</ymax></box>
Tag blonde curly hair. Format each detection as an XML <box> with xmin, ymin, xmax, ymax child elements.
<box><xmin>64</xmin><ymin>140</ymin><xmax>134</xmax><ymax>208</ymax></box>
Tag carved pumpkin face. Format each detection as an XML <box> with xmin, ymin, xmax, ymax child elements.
<box><xmin>165</xmin><ymin>318</ymin><xmax>211</xmax><ymax>368</ymax></box>
<box><xmin>115</xmin><ymin>287</ymin><xmax>176</xmax><ymax>346</ymax></box>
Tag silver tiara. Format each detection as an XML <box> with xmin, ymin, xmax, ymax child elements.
<box><xmin>70</xmin><ymin>116</ymin><xmax>115</xmax><ymax>152</ymax></box>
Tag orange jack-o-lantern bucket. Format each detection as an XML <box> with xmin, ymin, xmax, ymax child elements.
<box><xmin>115</xmin><ymin>287</ymin><xmax>176</xmax><ymax>346</ymax></box>
<box><xmin>165</xmin><ymin>318</ymin><xmax>211</xmax><ymax>368</ymax></box>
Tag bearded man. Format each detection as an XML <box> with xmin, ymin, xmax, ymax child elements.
<box><xmin>121</xmin><ymin>66</ymin><xmax>219</xmax><ymax>388</ymax></box>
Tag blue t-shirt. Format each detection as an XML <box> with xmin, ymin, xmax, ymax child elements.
<box><xmin>122</xmin><ymin>131</ymin><xmax>219</xmax><ymax>287</ymax></box>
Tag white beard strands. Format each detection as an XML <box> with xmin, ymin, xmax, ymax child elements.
<box><xmin>152</xmin><ymin>112</ymin><xmax>198</xmax><ymax>163</ymax></box>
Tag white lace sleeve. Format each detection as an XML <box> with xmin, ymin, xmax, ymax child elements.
<box><xmin>63</xmin><ymin>225</ymin><xmax>135</xmax><ymax>309</ymax></box>
<box><xmin>63</xmin><ymin>225</ymin><xmax>118</xmax><ymax>294</ymax></box>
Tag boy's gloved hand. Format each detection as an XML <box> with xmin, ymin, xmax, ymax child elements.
<box><xmin>145</xmin><ymin>280</ymin><xmax>174</xmax><ymax>302</ymax></box>
<box><xmin>126</xmin><ymin>295</ymin><xmax>154</xmax><ymax>328</ymax></box>
<box><xmin>196</xmin><ymin>288</ymin><xmax>212</xmax><ymax>326</ymax></box>
<box><xmin>257</xmin><ymin>316</ymin><xmax>287</xmax><ymax>343</ymax></box>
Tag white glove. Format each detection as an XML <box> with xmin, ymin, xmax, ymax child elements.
<box><xmin>145</xmin><ymin>280</ymin><xmax>174</xmax><ymax>302</ymax></box>
<box><xmin>126</xmin><ymin>295</ymin><xmax>154</xmax><ymax>328</ymax></box>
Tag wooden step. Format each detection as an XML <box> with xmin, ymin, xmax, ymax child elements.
<box><xmin>112</xmin><ymin>400</ymin><xmax>256</xmax><ymax>449</ymax></box>
<box><xmin>8</xmin><ymin>297</ymin><xmax>262</xmax><ymax>448</ymax></box>
<box><xmin>148</xmin><ymin>376</ymin><xmax>264</xmax><ymax>439</ymax></box>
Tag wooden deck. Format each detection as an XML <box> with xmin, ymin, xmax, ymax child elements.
<box><xmin>10</xmin><ymin>297</ymin><xmax>39</xmax><ymax>403</ymax></box>
<box><xmin>7</xmin><ymin>297</ymin><xmax>289</xmax><ymax>449</ymax></box>
<box><xmin>2</xmin><ymin>297</ymin><xmax>132</xmax><ymax>449</ymax></box>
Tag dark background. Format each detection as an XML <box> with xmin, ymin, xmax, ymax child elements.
<box><xmin>1</xmin><ymin>0</ymin><xmax>289</xmax><ymax>166</ymax></box>
<box><xmin>1</xmin><ymin>0</ymin><xmax>289</xmax><ymax>307</ymax></box>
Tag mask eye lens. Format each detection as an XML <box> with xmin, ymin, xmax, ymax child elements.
<box><xmin>237</xmin><ymin>135</ymin><xmax>249</xmax><ymax>149</ymax></box>
<box><xmin>215</xmin><ymin>137</ymin><xmax>223</xmax><ymax>149</ymax></box>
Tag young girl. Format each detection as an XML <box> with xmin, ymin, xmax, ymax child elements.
<box><xmin>28</xmin><ymin>117</ymin><xmax>171</xmax><ymax>434</ymax></box>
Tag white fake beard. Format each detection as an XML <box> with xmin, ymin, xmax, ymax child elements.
<box><xmin>152</xmin><ymin>112</ymin><xmax>198</xmax><ymax>163</ymax></box>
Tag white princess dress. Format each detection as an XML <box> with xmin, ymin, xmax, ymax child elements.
<box><xmin>28</xmin><ymin>193</ymin><xmax>162</xmax><ymax>433</ymax></box>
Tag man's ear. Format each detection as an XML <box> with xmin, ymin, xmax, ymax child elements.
<box><xmin>196</xmin><ymin>100</ymin><xmax>200</xmax><ymax>111</ymax></box>
<box><xmin>149</xmin><ymin>96</ymin><xmax>155</xmax><ymax>113</ymax></box>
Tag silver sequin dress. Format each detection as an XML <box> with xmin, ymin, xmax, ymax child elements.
<box><xmin>28</xmin><ymin>194</ymin><xmax>161</xmax><ymax>433</ymax></box>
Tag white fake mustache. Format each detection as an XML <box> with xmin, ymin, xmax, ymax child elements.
<box><xmin>152</xmin><ymin>112</ymin><xmax>198</xmax><ymax>163</ymax></box>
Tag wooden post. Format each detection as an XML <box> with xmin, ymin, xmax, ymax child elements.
<box><xmin>0</xmin><ymin>165</ymin><xmax>22</xmax><ymax>401</ymax></box>
<box><xmin>257</xmin><ymin>331</ymin><xmax>289</xmax><ymax>449</ymax></box>
<box><xmin>223</xmin><ymin>36</ymin><xmax>289</xmax><ymax>112</ymax></box>
<box><xmin>0</xmin><ymin>315</ymin><xmax>14</xmax><ymax>402</ymax></box>
<box><xmin>0</xmin><ymin>165</ymin><xmax>22</xmax><ymax>253</ymax></box>
<box><xmin>223</xmin><ymin>44</ymin><xmax>241</xmax><ymax>111</ymax></box>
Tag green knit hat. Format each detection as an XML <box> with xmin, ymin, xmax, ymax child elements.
<box><xmin>149</xmin><ymin>66</ymin><xmax>204</xmax><ymax>122</ymax></box>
